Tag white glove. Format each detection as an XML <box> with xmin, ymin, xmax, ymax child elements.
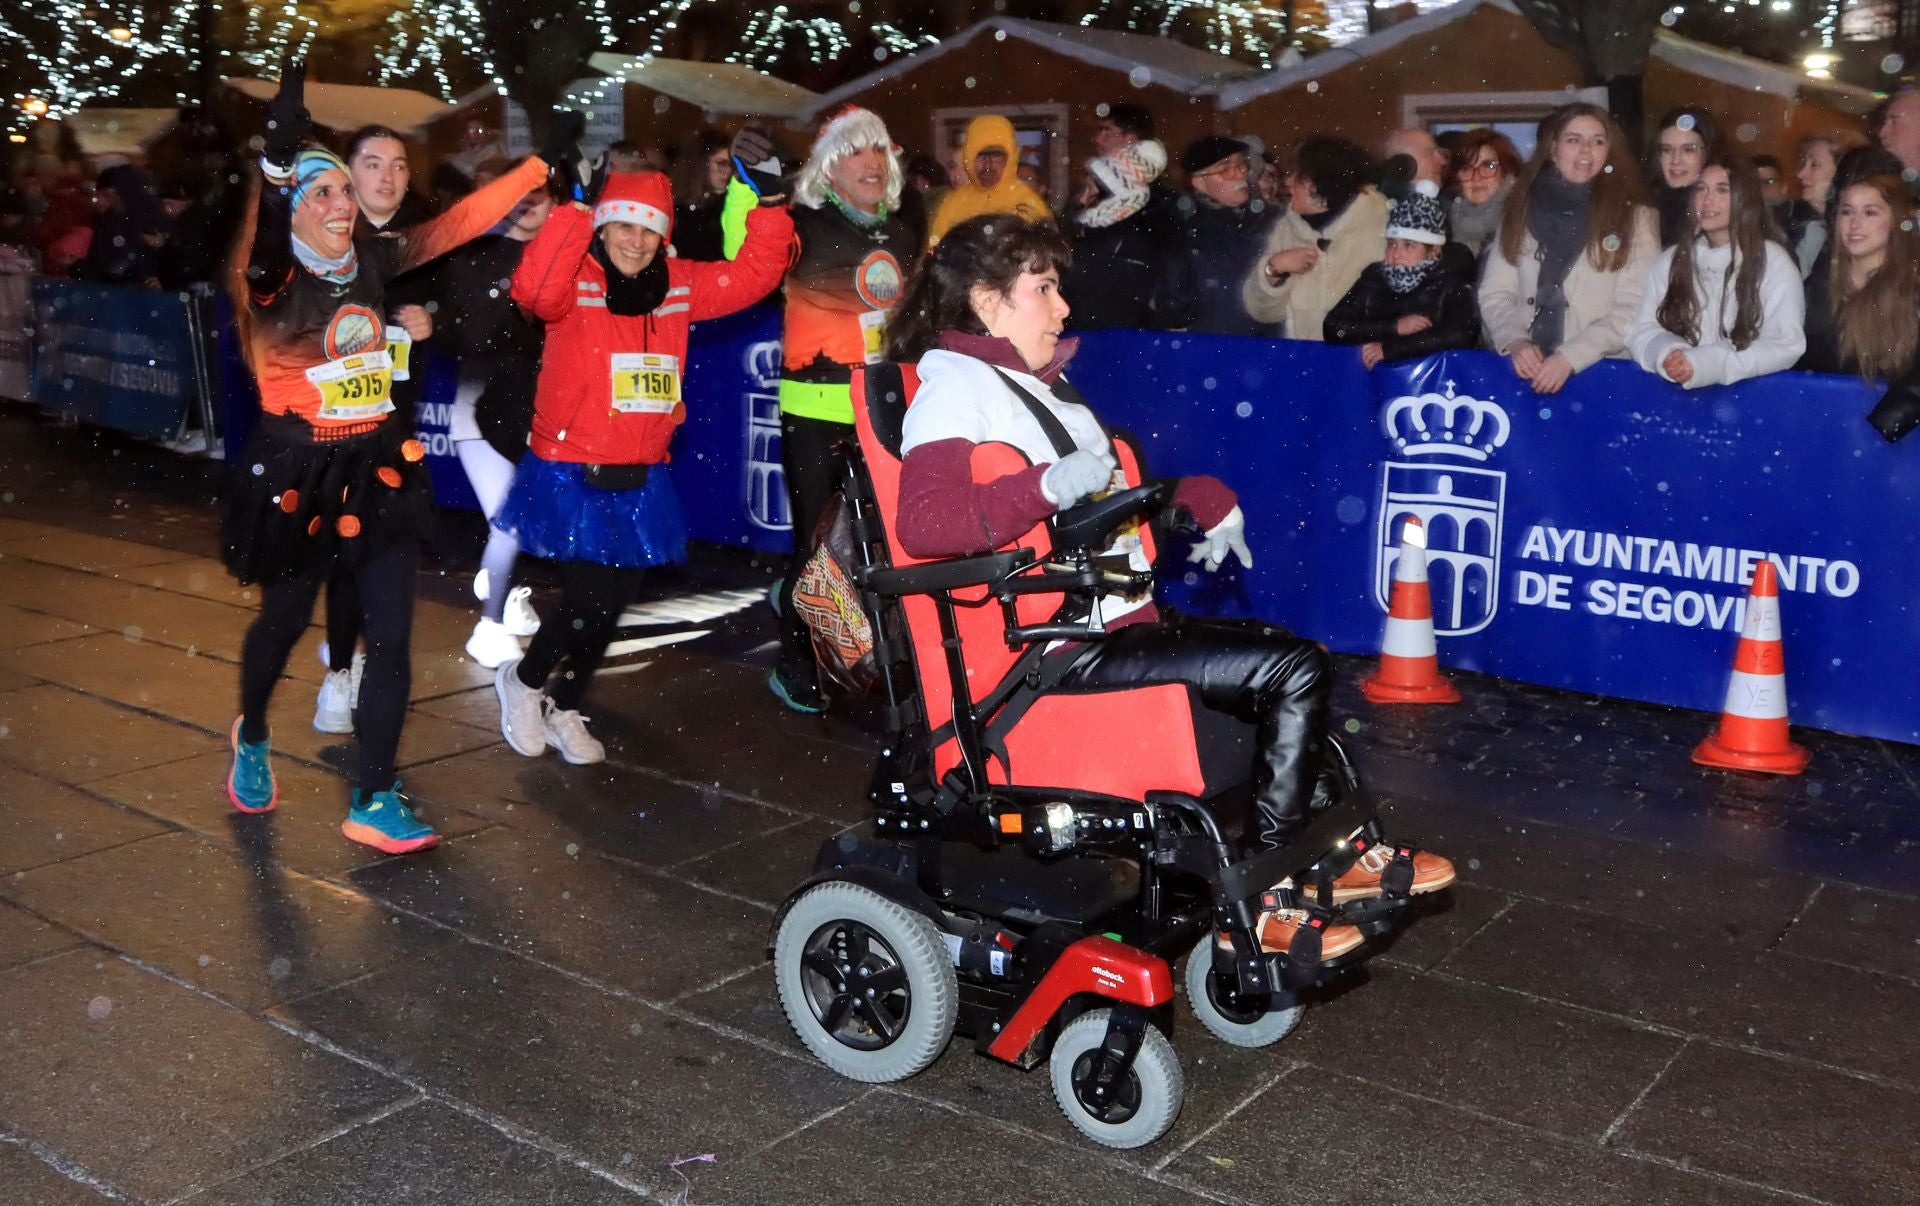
<box><xmin>1188</xmin><ymin>505</ymin><xmax>1252</xmax><ymax>571</ymax></box>
<box><xmin>1040</xmin><ymin>450</ymin><xmax>1116</xmax><ymax>511</ymax></box>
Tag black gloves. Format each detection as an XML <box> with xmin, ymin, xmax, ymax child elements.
<box><xmin>540</xmin><ymin>108</ymin><xmax>586</xmax><ymax>191</ymax></box>
<box><xmin>729</xmin><ymin>125</ymin><xmax>784</xmax><ymax>199</ymax></box>
<box><xmin>1868</xmin><ymin>373</ymin><xmax>1920</xmax><ymax>443</ymax></box>
<box><xmin>262</xmin><ymin>52</ymin><xmax>310</xmax><ymax>169</ymax></box>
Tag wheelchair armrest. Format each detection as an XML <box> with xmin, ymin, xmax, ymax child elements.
<box><xmin>860</xmin><ymin>548</ymin><xmax>1036</xmax><ymax>597</ymax></box>
<box><xmin>1047</xmin><ymin>482</ymin><xmax>1172</xmax><ymax>555</ymax></box>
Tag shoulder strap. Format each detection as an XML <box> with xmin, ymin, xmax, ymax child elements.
<box><xmin>991</xmin><ymin>367</ymin><xmax>1079</xmax><ymax>460</ymax></box>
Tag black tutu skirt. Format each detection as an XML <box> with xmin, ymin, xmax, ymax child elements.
<box><xmin>221</xmin><ymin>414</ymin><xmax>435</xmax><ymax>585</ymax></box>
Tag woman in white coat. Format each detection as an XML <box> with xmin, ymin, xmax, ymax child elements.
<box><xmin>1479</xmin><ymin>103</ymin><xmax>1660</xmax><ymax>395</ymax></box>
<box><xmin>1627</xmin><ymin>157</ymin><xmax>1805</xmax><ymax>389</ymax></box>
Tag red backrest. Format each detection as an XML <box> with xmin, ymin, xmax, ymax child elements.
<box><xmin>850</xmin><ymin>365</ymin><xmax>1197</xmax><ymax>797</ymax></box>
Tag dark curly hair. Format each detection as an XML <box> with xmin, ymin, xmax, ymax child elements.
<box><xmin>1289</xmin><ymin>136</ymin><xmax>1376</xmax><ymax>217</ymax></box>
<box><xmin>885</xmin><ymin>214</ymin><xmax>1071</xmax><ymax>362</ymax></box>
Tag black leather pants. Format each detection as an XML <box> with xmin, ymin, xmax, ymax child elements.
<box><xmin>1056</xmin><ymin>613</ymin><xmax>1332</xmax><ymax>848</ymax></box>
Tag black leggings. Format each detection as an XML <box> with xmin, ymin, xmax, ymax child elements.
<box><xmin>515</xmin><ymin>561</ymin><xmax>647</xmax><ymax>710</ymax></box>
<box><xmin>776</xmin><ymin>412</ymin><xmax>854</xmax><ymax>668</ymax></box>
<box><xmin>1056</xmin><ymin>613</ymin><xmax>1332</xmax><ymax>850</ymax></box>
<box><xmin>239</xmin><ymin>541</ymin><xmax>416</xmax><ymax>794</ymax></box>
<box><xmin>323</xmin><ymin>565</ymin><xmax>360</xmax><ymax>672</ymax></box>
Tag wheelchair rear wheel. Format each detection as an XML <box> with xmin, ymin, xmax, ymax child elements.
<box><xmin>1183</xmin><ymin>937</ymin><xmax>1303</xmax><ymax>1048</ymax></box>
<box><xmin>774</xmin><ymin>881</ymin><xmax>957</xmax><ymax>1083</ymax></box>
<box><xmin>1049</xmin><ymin>1009</ymin><xmax>1184</xmax><ymax>1149</ymax></box>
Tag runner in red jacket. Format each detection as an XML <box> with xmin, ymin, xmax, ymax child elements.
<box><xmin>491</xmin><ymin>159</ymin><xmax>794</xmax><ymax>764</ymax></box>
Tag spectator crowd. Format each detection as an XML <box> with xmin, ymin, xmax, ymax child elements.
<box><xmin>9</xmin><ymin>90</ymin><xmax>1920</xmax><ymax>435</ymax></box>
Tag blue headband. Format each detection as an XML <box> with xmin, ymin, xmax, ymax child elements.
<box><xmin>290</xmin><ymin>147</ymin><xmax>349</xmax><ymax>210</ymax></box>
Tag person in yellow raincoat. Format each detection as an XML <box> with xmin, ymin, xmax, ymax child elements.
<box><xmin>926</xmin><ymin>114</ymin><xmax>1052</xmax><ymax>244</ymax></box>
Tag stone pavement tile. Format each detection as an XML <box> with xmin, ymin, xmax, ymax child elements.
<box><xmin>7</xmin><ymin>631</ymin><xmax>236</xmax><ymax>730</ymax></box>
<box><xmin>1612</xmin><ymin>800</ymin><xmax>1920</xmax><ymax>898</ymax></box>
<box><xmin>1379</xmin><ymin>795</ymin><xmax>1818</xmax><ymax>948</ymax></box>
<box><xmin>1776</xmin><ymin>883</ymin><xmax>1920</xmax><ymax>983</ymax></box>
<box><xmin>695</xmin><ymin>1091</ymin><xmax>1204</xmax><ymax>1206</ymax></box>
<box><xmin>0</xmin><ymin>561</ymin><xmax>251</xmax><ymax>660</ymax></box>
<box><xmin>1165</xmin><ymin>1066</ymin><xmax>1789</xmax><ymax>1206</ymax></box>
<box><xmin>191</xmin><ymin>1100</ymin><xmax>643</xmax><ymax>1205</ymax></box>
<box><xmin>0</xmin><ymin>950</ymin><xmax>407</xmax><ymax>1203</ymax></box>
<box><xmin>3</xmin><ymin>830</ymin><xmax>446</xmax><ymax>1012</ymax></box>
<box><xmin>85</xmin><ymin>750</ymin><xmax>490</xmax><ymax>880</ymax></box>
<box><xmin>1441</xmin><ymin>901</ymin><xmax>1920</xmax><ymax>1088</ymax></box>
<box><xmin>112</xmin><ymin>554</ymin><xmax>263</xmax><ymax>609</ymax></box>
<box><xmin>0</xmin><ymin>604</ymin><xmax>93</xmax><ymax>649</ymax></box>
<box><xmin>264</xmin><ymin>685</ymin><xmax>501</xmax><ymax>777</ymax></box>
<box><xmin>0</xmin><ymin>766</ymin><xmax>171</xmax><ymax>875</ymax></box>
<box><xmin>344</xmin><ymin>826</ymin><xmax>770</xmax><ymax>1002</ymax></box>
<box><xmin>1364</xmin><ymin>749</ymin><xmax>1638</xmax><ymax>833</ymax></box>
<box><xmin>1283</xmin><ymin>964</ymin><xmax>1682</xmax><ymax>1141</ymax></box>
<box><xmin>0</xmin><ymin>665</ymin><xmax>39</xmax><ymax>693</ymax></box>
<box><xmin>1614</xmin><ymin>1042</ymin><xmax>1920</xmax><ymax>1205</ymax></box>
<box><xmin>1371</xmin><ymin>882</ymin><xmax>1513</xmax><ymax>972</ymax></box>
<box><xmin>671</xmin><ymin>816</ymin><xmax>850</xmax><ymax>907</ymax></box>
<box><xmin>0</xmin><ymin>685</ymin><xmax>220</xmax><ymax>783</ymax></box>
<box><xmin>406</xmin><ymin>747</ymin><xmax>805</xmax><ymax>872</ymax></box>
<box><xmin>0</xmin><ymin>528</ymin><xmax>194</xmax><ymax>574</ymax></box>
<box><xmin>0</xmin><ymin>1144</ymin><xmax>113</xmax><ymax>1204</ymax></box>
<box><xmin>0</xmin><ymin>900</ymin><xmax>85</xmax><ymax>971</ymax></box>
<box><xmin>269</xmin><ymin>936</ymin><xmax>863</xmax><ymax>1197</ymax></box>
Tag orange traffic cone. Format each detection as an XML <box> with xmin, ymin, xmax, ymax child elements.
<box><xmin>1693</xmin><ymin>559</ymin><xmax>1808</xmax><ymax>774</ymax></box>
<box><xmin>1361</xmin><ymin>516</ymin><xmax>1460</xmax><ymax>705</ymax></box>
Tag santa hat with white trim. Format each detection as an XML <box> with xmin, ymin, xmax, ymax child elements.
<box><xmin>593</xmin><ymin>170</ymin><xmax>674</xmax><ymax>238</ymax></box>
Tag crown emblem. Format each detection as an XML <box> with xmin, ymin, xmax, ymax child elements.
<box><xmin>745</xmin><ymin>341</ymin><xmax>783</xmax><ymax>387</ymax></box>
<box><xmin>1381</xmin><ymin>381</ymin><xmax>1510</xmax><ymax>462</ymax></box>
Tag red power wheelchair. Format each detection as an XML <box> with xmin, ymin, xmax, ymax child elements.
<box><xmin>771</xmin><ymin>362</ymin><xmax>1439</xmax><ymax>1148</ymax></box>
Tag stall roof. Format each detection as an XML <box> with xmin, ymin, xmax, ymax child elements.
<box><xmin>222</xmin><ymin>77</ymin><xmax>453</xmax><ymax>136</ymax></box>
<box><xmin>587</xmin><ymin>53</ymin><xmax>820</xmax><ymax>119</ymax></box>
<box><xmin>1215</xmin><ymin>0</ymin><xmax>1883</xmax><ymax>112</ymax></box>
<box><xmin>66</xmin><ymin>108</ymin><xmax>178</xmax><ymax>157</ymax></box>
<box><xmin>801</xmin><ymin>16</ymin><xmax>1264</xmax><ymax>119</ymax></box>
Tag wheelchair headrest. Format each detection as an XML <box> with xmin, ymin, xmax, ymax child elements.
<box><xmin>860</xmin><ymin>362</ymin><xmax>913</xmax><ymax>460</ymax></box>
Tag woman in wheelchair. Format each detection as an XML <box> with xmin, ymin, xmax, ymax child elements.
<box><xmin>884</xmin><ymin>214</ymin><xmax>1454</xmax><ymax>961</ymax></box>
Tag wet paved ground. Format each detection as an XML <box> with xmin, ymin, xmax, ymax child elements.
<box><xmin>2</xmin><ymin>407</ymin><xmax>1917</xmax><ymax>1205</ymax></box>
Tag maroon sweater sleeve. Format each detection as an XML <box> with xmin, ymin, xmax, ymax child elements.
<box><xmin>895</xmin><ymin>439</ymin><xmax>1057</xmax><ymax>558</ymax></box>
<box><xmin>1172</xmin><ymin>474</ymin><xmax>1237</xmax><ymax>530</ymax></box>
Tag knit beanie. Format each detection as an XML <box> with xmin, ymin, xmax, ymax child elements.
<box><xmin>1385</xmin><ymin>185</ymin><xmax>1447</xmax><ymax>246</ymax></box>
<box><xmin>290</xmin><ymin>146</ymin><xmax>350</xmax><ymax>209</ymax></box>
<box><xmin>593</xmin><ymin>170</ymin><xmax>674</xmax><ymax>237</ymax></box>
<box><xmin>1081</xmin><ymin>139</ymin><xmax>1168</xmax><ymax>229</ymax></box>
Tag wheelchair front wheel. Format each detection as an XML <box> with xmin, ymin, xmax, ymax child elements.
<box><xmin>774</xmin><ymin>881</ymin><xmax>957</xmax><ymax>1083</ymax></box>
<box><xmin>1049</xmin><ymin>1009</ymin><xmax>1183</xmax><ymax>1149</ymax></box>
<box><xmin>1183</xmin><ymin>937</ymin><xmax>1303</xmax><ymax>1049</ymax></box>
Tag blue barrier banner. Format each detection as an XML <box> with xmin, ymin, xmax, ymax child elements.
<box><xmin>30</xmin><ymin>280</ymin><xmax>195</xmax><ymax>441</ymax></box>
<box><xmin>1070</xmin><ymin>333</ymin><xmax>1918</xmax><ymax>744</ymax></box>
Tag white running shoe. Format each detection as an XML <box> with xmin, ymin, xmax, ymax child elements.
<box><xmin>544</xmin><ymin>704</ymin><xmax>606</xmax><ymax>765</ymax></box>
<box><xmin>495</xmin><ymin>658</ymin><xmax>548</xmax><ymax>757</ymax></box>
<box><xmin>314</xmin><ymin>669</ymin><xmax>355</xmax><ymax>733</ymax></box>
<box><xmin>503</xmin><ymin>586</ymin><xmax>541</xmax><ymax>637</ymax></box>
<box><xmin>466</xmin><ymin>617</ymin><xmax>523</xmax><ymax>669</ymax></box>
<box><xmin>317</xmin><ymin>638</ymin><xmax>331</xmax><ymax>669</ymax></box>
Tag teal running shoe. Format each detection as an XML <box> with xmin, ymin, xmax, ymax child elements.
<box><xmin>227</xmin><ymin>718</ymin><xmax>277</xmax><ymax>813</ymax></box>
<box><xmin>341</xmin><ymin>783</ymin><xmax>440</xmax><ymax>855</ymax></box>
<box><xmin>768</xmin><ymin>660</ymin><xmax>824</xmax><ymax>715</ymax></box>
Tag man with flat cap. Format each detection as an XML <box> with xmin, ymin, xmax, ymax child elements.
<box><xmin>1155</xmin><ymin>135</ymin><xmax>1282</xmax><ymax>337</ymax></box>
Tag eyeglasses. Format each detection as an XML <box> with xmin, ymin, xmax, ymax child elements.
<box><xmin>1462</xmin><ymin>159</ymin><xmax>1503</xmax><ymax>179</ymax></box>
<box><xmin>1196</xmin><ymin>157</ymin><xmax>1249</xmax><ymax>180</ymax></box>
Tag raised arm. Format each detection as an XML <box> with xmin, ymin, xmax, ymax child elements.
<box><xmin>683</xmin><ymin>200</ymin><xmax>795</xmax><ymax>322</ymax></box>
<box><xmin>509</xmin><ymin>202</ymin><xmax>593</xmax><ymax>323</ymax></box>
<box><xmin>394</xmin><ymin>156</ymin><xmax>550</xmax><ymax>275</ymax></box>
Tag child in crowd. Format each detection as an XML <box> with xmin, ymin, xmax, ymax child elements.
<box><xmin>1628</xmin><ymin>156</ymin><xmax>1804</xmax><ymax>390</ymax></box>
<box><xmin>1323</xmin><ymin>189</ymin><xmax>1479</xmax><ymax>367</ymax></box>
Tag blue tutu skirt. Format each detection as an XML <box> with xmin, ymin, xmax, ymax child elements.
<box><xmin>494</xmin><ymin>454</ymin><xmax>687</xmax><ymax>567</ymax></box>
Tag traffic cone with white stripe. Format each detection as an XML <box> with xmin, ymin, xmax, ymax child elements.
<box><xmin>1361</xmin><ymin>516</ymin><xmax>1460</xmax><ymax>705</ymax></box>
<box><xmin>1693</xmin><ymin>560</ymin><xmax>1808</xmax><ymax>774</ymax></box>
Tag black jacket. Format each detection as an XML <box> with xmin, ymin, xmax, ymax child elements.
<box><xmin>1064</xmin><ymin>211</ymin><xmax>1161</xmax><ymax>331</ymax></box>
<box><xmin>1323</xmin><ymin>262</ymin><xmax>1481</xmax><ymax>360</ymax></box>
<box><xmin>1154</xmin><ymin>194</ymin><xmax>1281</xmax><ymax>338</ymax></box>
<box><xmin>1798</xmin><ymin>263</ymin><xmax>1920</xmax><ymax>443</ymax></box>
